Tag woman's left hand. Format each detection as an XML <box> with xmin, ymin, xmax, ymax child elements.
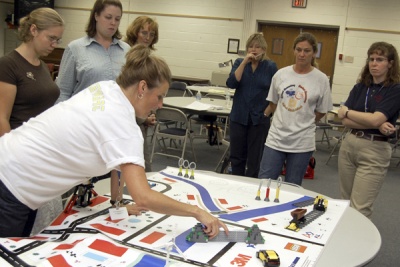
<box><xmin>379</xmin><ymin>122</ymin><xmax>396</xmax><ymax>136</ymax></box>
<box><xmin>144</xmin><ymin>114</ymin><xmax>156</xmax><ymax>126</ymax></box>
<box><xmin>125</xmin><ymin>203</ymin><xmax>148</xmax><ymax>215</ymax></box>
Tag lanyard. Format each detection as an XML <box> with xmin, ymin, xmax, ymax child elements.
<box><xmin>364</xmin><ymin>85</ymin><xmax>384</xmax><ymax>112</ymax></box>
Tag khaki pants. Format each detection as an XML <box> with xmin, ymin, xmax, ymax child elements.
<box><xmin>338</xmin><ymin>133</ymin><xmax>391</xmax><ymax>218</ymax></box>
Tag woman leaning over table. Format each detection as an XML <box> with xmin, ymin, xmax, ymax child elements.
<box><xmin>0</xmin><ymin>8</ymin><xmax>64</xmax><ymax>236</ymax></box>
<box><xmin>259</xmin><ymin>32</ymin><xmax>332</xmax><ymax>186</ymax></box>
<box><xmin>226</xmin><ymin>33</ymin><xmax>277</xmax><ymax>178</ymax></box>
<box><xmin>0</xmin><ymin>45</ymin><xmax>229</xmax><ymax>238</ymax></box>
<box><xmin>337</xmin><ymin>42</ymin><xmax>400</xmax><ymax>219</ymax></box>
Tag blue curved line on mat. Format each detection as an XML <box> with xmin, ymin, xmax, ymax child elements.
<box><xmin>160</xmin><ymin>171</ymin><xmax>221</xmax><ymax>212</ymax></box>
<box><xmin>169</xmin><ymin>229</ymin><xmax>194</xmax><ymax>253</ymax></box>
<box><xmin>218</xmin><ymin>196</ymin><xmax>313</xmax><ymax>222</ymax></box>
<box><xmin>134</xmin><ymin>254</ymin><xmax>165</xmax><ymax>266</ymax></box>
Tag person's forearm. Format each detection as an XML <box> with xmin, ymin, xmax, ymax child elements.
<box><xmin>264</xmin><ymin>102</ymin><xmax>277</xmax><ymax>117</ymax></box>
<box><xmin>0</xmin><ymin>119</ymin><xmax>11</xmax><ymax>137</ymax></box>
<box><xmin>338</xmin><ymin>107</ymin><xmax>386</xmax><ymax>128</ymax></box>
<box><xmin>347</xmin><ymin>110</ymin><xmax>386</xmax><ymax>128</ymax></box>
<box><xmin>234</xmin><ymin>60</ymin><xmax>248</xmax><ymax>82</ymax></box>
<box><xmin>341</xmin><ymin>118</ymin><xmax>374</xmax><ymax>129</ymax></box>
<box><xmin>315</xmin><ymin>112</ymin><xmax>326</xmax><ymax>122</ymax></box>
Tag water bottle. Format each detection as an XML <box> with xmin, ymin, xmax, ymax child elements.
<box><xmin>196</xmin><ymin>91</ymin><xmax>202</xmax><ymax>101</ymax></box>
<box><xmin>227</xmin><ymin>162</ymin><xmax>232</xmax><ymax>174</ymax></box>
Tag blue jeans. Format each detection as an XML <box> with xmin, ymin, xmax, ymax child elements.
<box><xmin>0</xmin><ymin>180</ymin><xmax>36</xmax><ymax>237</ymax></box>
<box><xmin>258</xmin><ymin>146</ymin><xmax>313</xmax><ymax>186</ymax></box>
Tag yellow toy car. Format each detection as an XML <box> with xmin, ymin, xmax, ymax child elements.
<box><xmin>256</xmin><ymin>249</ymin><xmax>280</xmax><ymax>267</ymax></box>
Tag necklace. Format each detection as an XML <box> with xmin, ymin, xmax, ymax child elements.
<box><xmin>364</xmin><ymin>84</ymin><xmax>384</xmax><ymax>112</ymax></box>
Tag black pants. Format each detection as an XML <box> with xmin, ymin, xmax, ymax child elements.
<box><xmin>0</xmin><ymin>180</ymin><xmax>36</xmax><ymax>237</ymax></box>
<box><xmin>229</xmin><ymin>119</ymin><xmax>270</xmax><ymax>178</ymax></box>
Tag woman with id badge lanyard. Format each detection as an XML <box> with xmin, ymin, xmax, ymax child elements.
<box><xmin>337</xmin><ymin>42</ymin><xmax>400</xmax><ymax>218</ymax></box>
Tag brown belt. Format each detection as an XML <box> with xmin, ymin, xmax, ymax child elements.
<box><xmin>350</xmin><ymin>130</ymin><xmax>388</xmax><ymax>142</ymax></box>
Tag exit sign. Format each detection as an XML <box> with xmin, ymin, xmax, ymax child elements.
<box><xmin>292</xmin><ymin>0</ymin><xmax>307</xmax><ymax>8</ymax></box>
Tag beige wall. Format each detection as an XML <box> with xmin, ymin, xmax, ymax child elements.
<box><xmin>0</xmin><ymin>1</ymin><xmax>14</xmax><ymax>57</ymax></box>
<box><xmin>242</xmin><ymin>0</ymin><xmax>400</xmax><ymax>102</ymax></box>
<box><xmin>2</xmin><ymin>0</ymin><xmax>400</xmax><ymax>102</ymax></box>
<box><xmin>54</xmin><ymin>0</ymin><xmax>244</xmax><ymax>84</ymax></box>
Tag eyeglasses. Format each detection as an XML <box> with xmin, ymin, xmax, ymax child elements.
<box><xmin>368</xmin><ymin>57</ymin><xmax>387</xmax><ymax>63</ymax></box>
<box><xmin>140</xmin><ymin>31</ymin><xmax>156</xmax><ymax>39</ymax></box>
<box><xmin>47</xmin><ymin>35</ymin><xmax>62</xmax><ymax>45</ymax></box>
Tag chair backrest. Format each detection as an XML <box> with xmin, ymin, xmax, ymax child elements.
<box><xmin>192</xmin><ymin>82</ymin><xmax>211</xmax><ymax>86</ymax></box>
<box><xmin>167</xmin><ymin>81</ymin><xmax>189</xmax><ymax>97</ymax></box>
<box><xmin>156</xmin><ymin>107</ymin><xmax>188</xmax><ymax>125</ymax></box>
<box><xmin>210</xmin><ymin>70</ymin><xmax>229</xmax><ymax>87</ymax></box>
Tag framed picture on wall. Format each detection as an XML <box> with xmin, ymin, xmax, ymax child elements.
<box><xmin>292</xmin><ymin>0</ymin><xmax>307</xmax><ymax>8</ymax></box>
<box><xmin>272</xmin><ymin>38</ymin><xmax>284</xmax><ymax>55</ymax></box>
<box><xmin>227</xmin><ymin>38</ymin><xmax>240</xmax><ymax>54</ymax></box>
<box><xmin>316</xmin><ymin>42</ymin><xmax>322</xmax><ymax>58</ymax></box>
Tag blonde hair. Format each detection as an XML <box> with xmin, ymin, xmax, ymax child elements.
<box><xmin>18</xmin><ymin>8</ymin><xmax>64</xmax><ymax>42</ymax></box>
<box><xmin>246</xmin><ymin>33</ymin><xmax>269</xmax><ymax>60</ymax></box>
<box><xmin>117</xmin><ymin>44</ymin><xmax>171</xmax><ymax>90</ymax></box>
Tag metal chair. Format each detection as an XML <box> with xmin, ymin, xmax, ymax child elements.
<box><xmin>167</xmin><ymin>81</ymin><xmax>192</xmax><ymax>97</ymax></box>
<box><xmin>150</xmin><ymin>107</ymin><xmax>197</xmax><ymax>162</ymax></box>
<box><xmin>214</xmin><ymin>137</ymin><xmax>230</xmax><ymax>173</ymax></box>
<box><xmin>150</xmin><ymin>81</ymin><xmax>190</xmax><ymax>144</ymax></box>
<box><xmin>325</xmin><ymin>121</ymin><xmax>348</xmax><ymax>165</ymax></box>
<box><xmin>204</xmin><ymin>93</ymin><xmax>230</xmax><ymax>139</ymax></box>
<box><xmin>316</xmin><ymin>122</ymin><xmax>333</xmax><ymax>147</ymax></box>
<box><xmin>190</xmin><ymin>94</ymin><xmax>228</xmax><ymax>147</ymax></box>
<box><xmin>390</xmin><ymin>126</ymin><xmax>400</xmax><ymax>167</ymax></box>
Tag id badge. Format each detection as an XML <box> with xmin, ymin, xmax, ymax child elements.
<box><xmin>109</xmin><ymin>206</ymin><xmax>129</xmax><ymax>220</ymax></box>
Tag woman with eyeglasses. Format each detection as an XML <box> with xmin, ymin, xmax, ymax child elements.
<box><xmin>0</xmin><ymin>7</ymin><xmax>64</xmax><ymax>236</ymax></box>
<box><xmin>259</xmin><ymin>32</ymin><xmax>332</xmax><ymax>186</ymax></box>
<box><xmin>125</xmin><ymin>16</ymin><xmax>159</xmax><ymax>50</ymax></box>
<box><xmin>0</xmin><ymin>45</ymin><xmax>229</xmax><ymax>238</ymax></box>
<box><xmin>56</xmin><ymin>0</ymin><xmax>129</xmax><ymax>103</ymax></box>
<box><xmin>337</xmin><ymin>42</ymin><xmax>400</xmax><ymax>218</ymax></box>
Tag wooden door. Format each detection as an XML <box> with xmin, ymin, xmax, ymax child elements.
<box><xmin>261</xmin><ymin>24</ymin><xmax>338</xmax><ymax>85</ymax></box>
<box><xmin>261</xmin><ymin>25</ymin><xmax>299</xmax><ymax>69</ymax></box>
